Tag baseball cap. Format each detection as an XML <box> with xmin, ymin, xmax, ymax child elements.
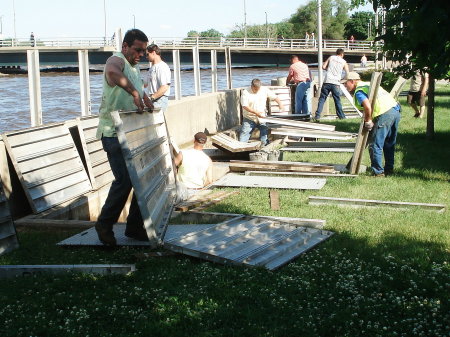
<box><xmin>194</xmin><ymin>132</ymin><xmax>207</xmax><ymax>144</ymax></box>
<box><xmin>341</xmin><ymin>71</ymin><xmax>361</xmax><ymax>83</ymax></box>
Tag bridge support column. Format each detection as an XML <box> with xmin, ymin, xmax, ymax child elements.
<box><xmin>78</xmin><ymin>50</ymin><xmax>91</xmax><ymax>116</ymax></box>
<box><xmin>211</xmin><ymin>50</ymin><xmax>218</xmax><ymax>93</ymax></box>
<box><xmin>225</xmin><ymin>47</ymin><xmax>232</xmax><ymax>90</ymax></box>
<box><xmin>115</xmin><ymin>28</ymin><xmax>123</xmax><ymax>52</ymax></box>
<box><xmin>192</xmin><ymin>46</ymin><xmax>201</xmax><ymax>96</ymax></box>
<box><xmin>27</xmin><ymin>50</ymin><xmax>42</xmax><ymax>127</ymax></box>
<box><xmin>172</xmin><ymin>50</ymin><xmax>182</xmax><ymax>100</ymax></box>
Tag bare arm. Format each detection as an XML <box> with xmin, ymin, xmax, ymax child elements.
<box><xmin>343</xmin><ymin>62</ymin><xmax>350</xmax><ymax>76</ymax></box>
<box><xmin>273</xmin><ymin>97</ymin><xmax>284</xmax><ymax>111</ymax></box>
<box><xmin>361</xmin><ymin>98</ymin><xmax>372</xmax><ymax>122</ymax></box>
<box><xmin>285</xmin><ymin>73</ymin><xmax>293</xmax><ymax>85</ymax></box>
<box><xmin>150</xmin><ymin>84</ymin><xmax>170</xmax><ymax>100</ymax></box>
<box><xmin>174</xmin><ymin>151</ymin><xmax>183</xmax><ymax>167</ymax></box>
<box><xmin>105</xmin><ymin>56</ymin><xmax>151</xmax><ymax>112</ymax></box>
<box><xmin>322</xmin><ymin>56</ymin><xmax>330</xmax><ymax>70</ymax></box>
<box><xmin>243</xmin><ymin>105</ymin><xmax>264</xmax><ymax>118</ymax></box>
<box><xmin>204</xmin><ymin>159</ymin><xmax>213</xmax><ymax>186</ymax></box>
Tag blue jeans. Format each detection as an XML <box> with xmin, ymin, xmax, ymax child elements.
<box><xmin>97</xmin><ymin>137</ymin><xmax>144</xmax><ymax>230</ymax></box>
<box><xmin>153</xmin><ymin>95</ymin><xmax>168</xmax><ymax>111</ymax></box>
<box><xmin>295</xmin><ymin>81</ymin><xmax>311</xmax><ymax>115</ymax></box>
<box><xmin>369</xmin><ymin>107</ymin><xmax>401</xmax><ymax>175</ymax></box>
<box><xmin>315</xmin><ymin>83</ymin><xmax>345</xmax><ymax>119</ymax></box>
<box><xmin>239</xmin><ymin>118</ymin><xmax>268</xmax><ymax>145</ymax></box>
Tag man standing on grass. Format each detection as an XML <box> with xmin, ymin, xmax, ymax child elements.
<box><xmin>240</xmin><ymin>79</ymin><xmax>284</xmax><ymax>145</ymax></box>
<box><xmin>144</xmin><ymin>44</ymin><xmax>171</xmax><ymax>112</ymax></box>
<box><xmin>407</xmin><ymin>70</ymin><xmax>429</xmax><ymax>118</ymax></box>
<box><xmin>95</xmin><ymin>29</ymin><xmax>153</xmax><ymax>246</ymax></box>
<box><xmin>343</xmin><ymin>72</ymin><xmax>401</xmax><ymax>177</ymax></box>
<box><xmin>314</xmin><ymin>48</ymin><xmax>349</xmax><ymax>121</ymax></box>
<box><xmin>286</xmin><ymin>55</ymin><xmax>310</xmax><ymax>116</ymax></box>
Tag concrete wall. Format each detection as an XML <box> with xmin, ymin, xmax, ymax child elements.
<box><xmin>165</xmin><ymin>89</ymin><xmax>241</xmax><ymax>147</ymax></box>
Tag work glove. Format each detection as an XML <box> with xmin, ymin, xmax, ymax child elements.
<box><xmin>364</xmin><ymin>120</ymin><xmax>374</xmax><ymax>131</ymax></box>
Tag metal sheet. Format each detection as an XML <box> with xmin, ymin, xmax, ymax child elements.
<box><xmin>212</xmin><ymin>173</ymin><xmax>326</xmax><ymax>190</ymax></box>
<box><xmin>77</xmin><ymin>116</ymin><xmax>114</xmax><ymax>190</ymax></box>
<box><xmin>57</xmin><ymin>224</ymin><xmax>217</xmax><ymax>246</ymax></box>
<box><xmin>111</xmin><ymin>110</ymin><xmax>176</xmax><ymax>247</ymax></box>
<box><xmin>0</xmin><ymin>184</ymin><xmax>19</xmax><ymax>256</ymax></box>
<box><xmin>164</xmin><ymin>217</ymin><xmax>334</xmax><ymax>270</ymax></box>
<box><xmin>0</xmin><ymin>264</ymin><xmax>135</xmax><ymax>278</ymax></box>
<box><xmin>3</xmin><ymin>123</ymin><xmax>92</xmax><ymax>213</ymax></box>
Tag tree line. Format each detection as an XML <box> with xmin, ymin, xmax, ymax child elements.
<box><xmin>187</xmin><ymin>0</ymin><xmax>374</xmax><ymax>40</ymax></box>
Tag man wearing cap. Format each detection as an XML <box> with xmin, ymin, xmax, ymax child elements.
<box><xmin>174</xmin><ymin>132</ymin><xmax>213</xmax><ymax>200</ymax></box>
<box><xmin>343</xmin><ymin>72</ymin><xmax>401</xmax><ymax>177</ymax></box>
<box><xmin>144</xmin><ymin>44</ymin><xmax>171</xmax><ymax>112</ymax></box>
<box><xmin>240</xmin><ymin>78</ymin><xmax>284</xmax><ymax>145</ymax></box>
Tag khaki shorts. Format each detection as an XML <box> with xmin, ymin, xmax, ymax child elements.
<box><xmin>407</xmin><ymin>91</ymin><xmax>426</xmax><ymax>107</ymax></box>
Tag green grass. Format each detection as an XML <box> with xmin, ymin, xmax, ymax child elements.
<box><xmin>1</xmin><ymin>85</ymin><xmax>449</xmax><ymax>337</ymax></box>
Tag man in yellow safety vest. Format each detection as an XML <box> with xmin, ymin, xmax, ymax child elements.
<box><xmin>342</xmin><ymin>72</ymin><xmax>401</xmax><ymax>177</ymax></box>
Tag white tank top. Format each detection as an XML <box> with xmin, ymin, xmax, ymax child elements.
<box><xmin>324</xmin><ymin>55</ymin><xmax>347</xmax><ymax>85</ymax></box>
<box><xmin>177</xmin><ymin>149</ymin><xmax>211</xmax><ymax>188</ymax></box>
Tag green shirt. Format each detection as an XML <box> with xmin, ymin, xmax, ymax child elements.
<box><xmin>96</xmin><ymin>52</ymin><xmax>144</xmax><ymax>138</ymax></box>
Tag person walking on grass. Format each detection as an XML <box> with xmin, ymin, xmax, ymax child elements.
<box><xmin>95</xmin><ymin>29</ymin><xmax>153</xmax><ymax>246</ymax></box>
<box><xmin>314</xmin><ymin>48</ymin><xmax>349</xmax><ymax>121</ymax></box>
<box><xmin>407</xmin><ymin>70</ymin><xmax>429</xmax><ymax>118</ymax></box>
<box><xmin>342</xmin><ymin>72</ymin><xmax>401</xmax><ymax>177</ymax></box>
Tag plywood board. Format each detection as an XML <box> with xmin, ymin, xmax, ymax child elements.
<box><xmin>229</xmin><ymin>160</ymin><xmax>335</xmax><ymax>173</ymax></box>
<box><xmin>259</xmin><ymin>116</ymin><xmax>336</xmax><ymax>131</ymax></box>
<box><xmin>271</xmin><ymin>127</ymin><xmax>356</xmax><ymax>140</ymax></box>
<box><xmin>212</xmin><ymin>133</ymin><xmax>261</xmax><ymax>153</ymax></box>
<box><xmin>213</xmin><ymin>173</ymin><xmax>326</xmax><ymax>190</ymax></box>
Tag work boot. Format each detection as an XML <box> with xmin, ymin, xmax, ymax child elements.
<box><xmin>373</xmin><ymin>172</ymin><xmax>385</xmax><ymax>177</ymax></box>
<box><xmin>413</xmin><ymin>112</ymin><xmax>420</xmax><ymax>118</ymax></box>
<box><xmin>125</xmin><ymin>226</ymin><xmax>149</xmax><ymax>241</ymax></box>
<box><xmin>384</xmin><ymin>169</ymin><xmax>394</xmax><ymax>176</ymax></box>
<box><xmin>95</xmin><ymin>223</ymin><xmax>117</xmax><ymax>246</ymax></box>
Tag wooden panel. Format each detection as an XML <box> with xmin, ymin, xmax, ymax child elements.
<box><xmin>0</xmin><ymin>166</ymin><xmax>19</xmax><ymax>255</ymax></box>
<box><xmin>212</xmin><ymin>133</ymin><xmax>261</xmax><ymax>152</ymax></box>
<box><xmin>111</xmin><ymin>110</ymin><xmax>176</xmax><ymax>247</ymax></box>
<box><xmin>259</xmin><ymin>116</ymin><xmax>336</xmax><ymax>131</ymax></box>
<box><xmin>271</xmin><ymin>127</ymin><xmax>356</xmax><ymax>140</ymax></box>
<box><xmin>3</xmin><ymin>123</ymin><xmax>92</xmax><ymax>213</ymax></box>
<box><xmin>229</xmin><ymin>160</ymin><xmax>335</xmax><ymax>173</ymax></box>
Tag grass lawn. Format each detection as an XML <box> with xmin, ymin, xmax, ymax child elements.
<box><xmin>0</xmin><ymin>84</ymin><xmax>449</xmax><ymax>337</ymax></box>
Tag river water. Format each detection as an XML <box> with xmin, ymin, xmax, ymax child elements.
<box><xmin>0</xmin><ymin>67</ymin><xmax>291</xmax><ymax>134</ymax></box>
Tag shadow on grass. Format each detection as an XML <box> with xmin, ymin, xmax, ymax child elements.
<box><xmin>396</xmin><ymin>130</ymin><xmax>450</xmax><ymax>180</ymax></box>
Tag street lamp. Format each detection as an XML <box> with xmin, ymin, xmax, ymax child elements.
<box><xmin>265</xmin><ymin>12</ymin><xmax>268</xmax><ymax>40</ymax></box>
<box><xmin>12</xmin><ymin>0</ymin><xmax>17</xmax><ymax>45</ymax></box>
<box><xmin>103</xmin><ymin>0</ymin><xmax>107</xmax><ymax>42</ymax></box>
<box><xmin>243</xmin><ymin>0</ymin><xmax>247</xmax><ymax>41</ymax></box>
<box><xmin>317</xmin><ymin>0</ymin><xmax>323</xmax><ymax>94</ymax></box>
<box><xmin>132</xmin><ymin>14</ymin><xmax>135</xmax><ymax>28</ymax></box>
<box><xmin>0</xmin><ymin>16</ymin><xmax>3</xmax><ymax>35</ymax></box>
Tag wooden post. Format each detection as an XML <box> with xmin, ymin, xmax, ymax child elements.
<box><xmin>349</xmin><ymin>72</ymin><xmax>383</xmax><ymax>174</ymax></box>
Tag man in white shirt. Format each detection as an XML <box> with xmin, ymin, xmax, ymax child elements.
<box><xmin>314</xmin><ymin>48</ymin><xmax>349</xmax><ymax>120</ymax></box>
<box><xmin>239</xmin><ymin>79</ymin><xmax>284</xmax><ymax>145</ymax></box>
<box><xmin>174</xmin><ymin>132</ymin><xmax>213</xmax><ymax>200</ymax></box>
<box><xmin>144</xmin><ymin>44</ymin><xmax>171</xmax><ymax>111</ymax></box>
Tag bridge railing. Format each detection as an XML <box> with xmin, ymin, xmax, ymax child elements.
<box><xmin>0</xmin><ymin>36</ymin><xmax>377</xmax><ymax>50</ymax></box>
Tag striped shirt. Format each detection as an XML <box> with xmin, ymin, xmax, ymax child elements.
<box><xmin>288</xmin><ymin>61</ymin><xmax>310</xmax><ymax>83</ymax></box>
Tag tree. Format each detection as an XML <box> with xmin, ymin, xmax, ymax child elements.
<box><xmin>351</xmin><ymin>0</ymin><xmax>450</xmax><ymax>139</ymax></box>
<box><xmin>187</xmin><ymin>30</ymin><xmax>199</xmax><ymax>37</ymax></box>
<box><xmin>289</xmin><ymin>0</ymin><xmax>350</xmax><ymax>39</ymax></box>
<box><xmin>345</xmin><ymin>11</ymin><xmax>375</xmax><ymax>40</ymax></box>
<box><xmin>199</xmin><ymin>29</ymin><xmax>224</xmax><ymax>38</ymax></box>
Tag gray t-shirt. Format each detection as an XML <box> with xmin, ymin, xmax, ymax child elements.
<box><xmin>144</xmin><ymin>60</ymin><xmax>171</xmax><ymax>97</ymax></box>
<box><xmin>324</xmin><ymin>55</ymin><xmax>347</xmax><ymax>85</ymax></box>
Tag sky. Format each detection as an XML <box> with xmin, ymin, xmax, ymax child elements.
<box><xmin>0</xmin><ymin>0</ymin><xmax>371</xmax><ymax>39</ymax></box>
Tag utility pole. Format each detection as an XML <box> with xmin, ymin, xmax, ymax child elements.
<box><xmin>133</xmin><ymin>14</ymin><xmax>135</xmax><ymax>28</ymax></box>
<box><xmin>265</xmin><ymin>12</ymin><xmax>268</xmax><ymax>40</ymax></box>
<box><xmin>374</xmin><ymin>8</ymin><xmax>379</xmax><ymax>70</ymax></box>
<box><xmin>103</xmin><ymin>0</ymin><xmax>107</xmax><ymax>42</ymax></box>
<box><xmin>243</xmin><ymin>0</ymin><xmax>247</xmax><ymax>42</ymax></box>
<box><xmin>0</xmin><ymin>16</ymin><xmax>3</xmax><ymax>35</ymax></box>
<box><xmin>368</xmin><ymin>17</ymin><xmax>372</xmax><ymax>38</ymax></box>
<box><xmin>317</xmin><ymin>0</ymin><xmax>323</xmax><ymax>95</ymax></box>
<box><xmin>13</xmin><ymin>0</ymin><xmax>17</xmax><ymax>46</ymax></box>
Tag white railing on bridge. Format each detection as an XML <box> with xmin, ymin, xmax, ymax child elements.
<box><xmin>0</xmin><ymin>36</ymin><xmax>376</xmax><ymax>51</ymax></box>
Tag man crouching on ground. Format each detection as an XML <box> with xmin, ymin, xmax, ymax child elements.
<box><xmin>174</xmin><ymin>132</ymin><xmax>213</xmax><ymax>201</ymax></box>
<box><xmin>239</xmin><ymin>79</ymin><xmax>283</xmax><ymax>146</ymax></box>
<box><xmin>343</xmin><ymin>72</ymin><xmax>401</xmax><ymax>177</ymax></box>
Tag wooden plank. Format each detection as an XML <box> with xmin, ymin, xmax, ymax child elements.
<box><xmin>14</xmin><ymin>217</ymin><xmax>102</xmax><ymax>228</ymax></box>
<box><xmin>390</xmin><ymin>77</ymin><xmax>407</xmax><ymax>99</ymax></box>
<box><xmin>269</xmin><ymin>190</ymin><xmax>280</xmax><ymax>210</ymax></box>
<box><xmin>339</xmin><ymin>84</ymin><xmax>363</xmax><ymax>116</ymax></box>
<box><xmin>271</xmin><ymin>128</ymin><xmax>356</xmax><ymax>140</ymax></box>
<box><xmin>259</xmin><ymin>116</ymin><xmax>336</xmax><ymax>131</ymax></box>
<box><xmin>287</xmin><ymin>142</ymin><xmax>355</xmax><ymax>148</ymax></box>
<box><xmin>212</xmin><ymin>133</ymin><xmax>261</xmax><ymax>153</ymax></box>
<box><xmin>308</xmin><ymin>196</ymin><xmax>447</xmax><ymax>213</ymax></box>
<box><xmin>176</xmin><ymin>190</ymin><xmax>240</xmax><ymax>212</ymax></box>
<box><xmin>349</xmin><ymin>72</ymin><xmax>383</xmax><ymax>174</ymax></box>
<box><xmin>229</xmin><ymin>160</ymin><xmax>335</xmax><ymax>173</ymax></box>
<box><xmin>245</xmin><ymin>171</ymin><xmax>357</xmax><ymax>178</ymax></box>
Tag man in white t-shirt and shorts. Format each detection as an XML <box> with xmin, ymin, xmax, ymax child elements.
<box><xmin>314</xmin><ymin>48</ymin><xmax>349</xmax><ymax>120</ymax></box>
<box><xmin>144</xmin><ymin>44</ymin><xmax>171</xmax><ymax>111</ymax></box>
<box><xmin>174</xmin><ymin>132</ymin><xmax>213</xmax><ymax>201</ymax></box>
<box><xmin>239</xmin><ymin>78</ymin><xmax>284</xmax><ymax>145</ymax></box>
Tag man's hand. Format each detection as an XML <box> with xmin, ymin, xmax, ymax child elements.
<box><xmin>364</xmin><ymin>120</ymin><xmax>374</xmax><ymax>131</ymax></box>
<box><xmin>143</xmin><ymin>94</ymin><xmax>154</xmax><ymax>111</ymax></box>
<box><xmin>132</xmin><ymin>91</ymin><xmax>145</xmax><ymax>113</ymax></box>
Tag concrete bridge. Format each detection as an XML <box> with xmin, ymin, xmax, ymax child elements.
<box><xmin>0</xmin><ymin>36</ymin><xmax>375</xmax><ymax>67</ymax></box>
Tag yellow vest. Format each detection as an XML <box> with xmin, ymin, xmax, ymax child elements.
<box><xmin>354</xmin><ymin>81</ymin><xmax>398</xmax><ymax>119</ymax></box>
<box><xmin>96</xmin><ymin>52</ymin><xmax>143</xmax><ymax>138</ymax></box>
